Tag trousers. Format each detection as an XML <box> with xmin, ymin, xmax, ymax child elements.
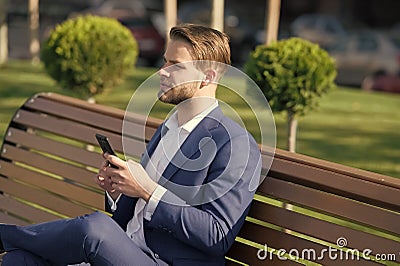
<box><xmin>0</xmin><ymin>211</ymin><xmax>168</xmax><ymax>266</ymax></box>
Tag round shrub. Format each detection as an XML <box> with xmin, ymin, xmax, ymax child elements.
<box><xmin>244</xmin><ymin>37</ymin><xmax>337</xmax><ymax>116</ymax></box>
<box><xmin>41</xmin><ymin>15</ymin><xmax>138</xmax><ymax>99</ymax></box>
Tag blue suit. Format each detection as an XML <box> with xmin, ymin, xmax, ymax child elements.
<box><xmin>0</xmin><ymin>107</ymin><xmax>261</xmax><ymax>266</ymax></box>
<box><xmin>111</xmin><ymin>107</ymin><xmax>262</xmax><ymax>265</ymax></box>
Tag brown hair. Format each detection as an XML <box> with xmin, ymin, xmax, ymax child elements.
<box><xmin>170</xmin><ymin>23</ymin><xmax>231</xmax><ymax>65</ymax></box>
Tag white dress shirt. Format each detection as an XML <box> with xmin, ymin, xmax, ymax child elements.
<box><xmin>107</xmin><ymin>100</ymin><xmax>218</xmax><ymax>255</ymax></box>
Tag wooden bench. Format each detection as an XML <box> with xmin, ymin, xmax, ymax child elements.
<box><xmin>1</xmin><ymin>92</ymin><xmax>399</xmax><ymax>265</ymax></box>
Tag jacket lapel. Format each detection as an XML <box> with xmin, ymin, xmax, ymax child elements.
<box><xmin>159</xmin><ymin>107</ymin><xmax>224</xmax><ymax>185</ymax></box>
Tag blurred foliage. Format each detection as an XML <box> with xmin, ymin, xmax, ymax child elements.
<box><xmin>41</xmin><ymin>15</ymin><xmax>139</xmax><ymax>99</ymax></box>
<box><xmin>244</xmin><ymin>37</ymin><xmax>337</xmax><ymax>117</ymax></box>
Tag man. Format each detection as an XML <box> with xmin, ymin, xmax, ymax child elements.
<box><xmin>0</xmin><ymin>23</ymin><xmax>262</xmax><ymax>265</ymax></box>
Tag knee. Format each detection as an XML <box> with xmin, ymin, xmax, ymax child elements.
<box><xmin>2</xmin><ymin>250</ymin><xmax>50</xmax><ymax>265</ymax></box>
<box><xmin>77</xmin><ymin>212</ymin><xmax>120</xmax><ymax>261</ymax></box>
<box><xmin>80</xmin><ymin>212</ymin><xmax>117</xmax><ymax>243</ymax></box>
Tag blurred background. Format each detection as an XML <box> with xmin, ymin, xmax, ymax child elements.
<box><xmin>4</xmin><ymin>0</ymin><xmax>400</xmax><ymax>91</ymax></box>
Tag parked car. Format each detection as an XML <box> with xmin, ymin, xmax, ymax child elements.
<box><xmin>290</xmin><ymin>13</ymin><xmax>347</xmax><ymax>48</ymax></box>
<box><xmin>325</xmin><ymin>30</ymin><xmax>400</xmax><ymax>87</ymax></box>
<box><xmin>363</xmin><ymin>74</ymin><xmax>400</xmax><ymax>94</ymax></box>
<box><xmin>118</xmin><ymin>16</ymin><xmax>165</xmax><ymax>66</ymax></box>
<box><xmin>389</xmin><ymin>22</ymin><xmax>400</xmax><ymax>49</ymax></box>
<box><xmin>71</xmin><ymin>0</ymin><xmax>165</xmax><ymax>66</ymax></box>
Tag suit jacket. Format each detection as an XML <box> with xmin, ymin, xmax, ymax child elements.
<box><xmin>107</xmin><ymin>107</ymin><xmax>262</xmax><ymax>266</ymax></box>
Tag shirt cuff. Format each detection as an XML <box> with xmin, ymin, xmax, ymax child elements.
<box><xmin>106</xmin><ymin>191</ymin><xmax>122</xmax><ymax>212</ymax></box>
<box><xmin>144</xmin><ymin>185</ymin><xmax>167</xmax><ymax>221</ymax></box>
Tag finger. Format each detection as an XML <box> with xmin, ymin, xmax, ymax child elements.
<box><xmin>110</xmin><ymin>176</ymin><xmax>123</xmax><ymax>185</ymax></box>
<box><xmin>101</xmin><ymin>157</ymin><xmax>109</xmax><ymax>166</ymax></box>
<box><xmin>98</xmin><ymin>167</ymin><xmax>109</xmax><ymax>178</ymax></box>
<box><xmin>102</xmin><ymin>167</ymin><xmax>120</xmax><ymax>180</ymax></box>
<box><xmin>102</xmin><ymin>152</ymin><xmax>109</xmax><ymax>159</ymax></box>
<box><xmin>95</xmin><ymin>175</ymin><xmax>106</xmax><ymax>188</ymax></box>
<box><xmin>98</xmin><ymin>161</ymin><xmax>110</xmax><ymax>176</ymax></box>
<box><xmin>104</xmin><ymin>153</ymin><xmax>125</xmax><ymax>168</ymax></box>
<box><xmin>111</xmin><ymin>182</ymin><xmax>121</xmax><ymax>192</ymax></box>
<box><xmin>100</xmin><ymin>159</ymin><xmax>109</xmax><ymax>168</ymax></box>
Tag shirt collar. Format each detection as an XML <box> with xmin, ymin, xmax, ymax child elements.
<box><xmin>164</xmin><ymin>100</ymin><xmax>219</xmax><ymax>133</ymax></box>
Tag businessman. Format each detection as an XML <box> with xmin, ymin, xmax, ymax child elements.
<box><xmin>0</xmin><ymin>23</ymin><xmax>262</xmax><ymax>265</ymax></box>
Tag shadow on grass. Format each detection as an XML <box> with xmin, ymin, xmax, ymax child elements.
<box><xmin>296</xmin><ymin>122</ymin><xmax>400</xmax><ymax>178</ymax></box>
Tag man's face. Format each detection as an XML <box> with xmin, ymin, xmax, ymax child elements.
<box><xmin>158</xmin><ymin>40</ymin><xmax>203</xmax><ymax>105</ymax></box>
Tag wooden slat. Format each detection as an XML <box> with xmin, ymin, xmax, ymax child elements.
<box><xmin>258</xmin><ymin>177</ymin><xmax>400</xmax><ymax>235</ymax></box>
<box><xmin>5</xmin><ymin>128</ymin><xmax>146</xmax><ymax>168</ymax></box>
<box><xmin>268</xmin><ymin>156</ymin><xmax>400</xmax><ymax>211</ymax></box>
<box><xmin>11</xmin><ymin>110</ymin><xmax>152</xmax><ymax>155</ymax></box>
<box><xmin>238</xmin><ymin>222</ymin><xmax>379</xmax><ymax>265</ymax></box>
<box><xmin>0</xmin><ymin>178</ymin><xmax>94</xmax><ymax>217</ymax></box>
<box><xmin>0</xmin><ymin>161</ymin><xmax>103</xmax><ymax>209</ymax></box>
<box><xmin>37</xmin><ymin>92</ymin><xmax>163</xmax><ymax>129</ymax></box>
<box><xmin>6</xmin><ymin>128</ymin><xmax>103</xmax><ymax>168</ymax></box>
<box><xmin>13</xmin><ymin>110</ymin><xmax>125</xmax><ymax>152</ymax></box>
<box><xmin>226</xmin><ymin>242</ymin><xmax>262</xmax><ymax>266</ymax></box>
<box><xmin>24</xmin><ymin>96</ymin><xmax>124</xmax><ymax>134</ymax></box>
<box><xmin>123</xmin><ymin>119</ymin><xmax>157</xmax><ymax>143</ymax></box>
<box><xmin>249</xmin><ymin>200</ymin><xmax>400</xmax><ymax>258</ymax></box>
<box><xmin>24</xmin><ymin>94</ymin><xmax>159</xmax><ymax>141</ymax></box>
<box><xmin>0</xmin><ymin>212</ymin><xmax>29</xmax><ymax>226</ymax></box>
<box><xmin>267</xmin><ymin>147</ymin><xmax>400</xmax><ymax>190</ymax></box>
<box><xmin>2</xmin><ymin>144</ymin><xmax>98</xmax><ymax>189</ymax></box>
<box><xmin>0</xmin><ymin>194</ymin><xmax>61</xmax><ymax>223</ymax></box>
<box><xmin>34</xmin><ymin>93</ymin><xmax>125</xmax><ymax>119</ymax></box>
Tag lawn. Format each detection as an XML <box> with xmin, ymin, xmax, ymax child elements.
<box><xmin>1</xmin><ymin>60</ymin><xmax>399</xmax><ymax>178</ymax></box>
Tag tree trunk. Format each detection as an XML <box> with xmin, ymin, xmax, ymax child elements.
<box><xmin>29</xmin><ymin>0</ymin><xmax>40</xmax><ymax>65</ymax></box>
<box><xmin>264</xmin><ymin>0</ymin><xmax>281</xmax><ymax>45</ymax></box>
<box><xmin>87</xmin><ymin>97</ymin><xmax>96</xmax><ymax>104</ymax></box>
<box><xmin>0</xmin><ymin>0</ymin><xmax>8</xmax><ymax>64</ymax></box>
<box><xmin>164</xmin><ymin>0</ymin><xmax>177</xmax><ymax>44</ymax></box>
<box><xmin>211</xmin><ymin>0</ymin><xmax>224</xmax><ymax>32</ymax></box>
<box><xmin>287</xmin><ymin>111</ymin><xmax>298</xmax><ymax>152</ymax></box>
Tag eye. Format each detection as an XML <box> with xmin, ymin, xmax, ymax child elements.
<box><xmin>175</xmin><ymin>63</ymin><xmax>185</xmax><ymax>69</ymax></box>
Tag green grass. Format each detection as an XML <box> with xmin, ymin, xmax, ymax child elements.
<box><xmin>1</xmin><ymin>60</ymin><xmax>399</xmax><ymax>178</ymax></box>
<box><xmin>293</xmin><ymin>88</ymin><xmax>400</xmax><ymax>178</ymax></box>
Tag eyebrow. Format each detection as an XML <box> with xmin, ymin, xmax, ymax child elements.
<box><xmin>163</xmin><ymin>56</ymin><xmax>182</xmax><ymax>65</ymax></box>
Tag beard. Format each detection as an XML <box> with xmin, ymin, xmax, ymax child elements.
<box><xmin>158</xmin><ymin>83</ymin><xmax>198</xmax><ymax>105</ymax></box>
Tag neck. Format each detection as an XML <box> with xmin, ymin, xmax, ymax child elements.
<box><xmin>176</xmin><ymin>97</ymin><xmax>216</xmax><ymax>126</ymax></box>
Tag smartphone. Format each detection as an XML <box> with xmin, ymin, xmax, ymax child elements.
<box><xmin>95</xmin><ymin>133</ymin><xmax>117</xmax><ymax>168</ymax></box>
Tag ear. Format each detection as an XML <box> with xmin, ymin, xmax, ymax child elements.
<box><xmin>200</xmin><ymin>69</ymin><xmax>216</xmax><ymax>88</ymax></box>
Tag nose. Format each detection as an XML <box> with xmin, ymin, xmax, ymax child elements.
<box><xmin>158</xmin><ymin>68</ymin><xmax>170</xmax><ymax>77</ymax></box>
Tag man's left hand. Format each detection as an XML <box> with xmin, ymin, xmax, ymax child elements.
<box><xmin>101</xmin><ymin>153</ymin><xmax>158</xmax><ymax>202</ymax></box>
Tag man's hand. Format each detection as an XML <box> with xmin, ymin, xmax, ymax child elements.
<box><xmin>98</xmin><ymin>153</ymin><xmax>158</xmax><ymax>202</ymax></box>
<box><xmin>95</xmin><ymin>159</ymin><xmax>120</xmax><ymax>200</ymax></box>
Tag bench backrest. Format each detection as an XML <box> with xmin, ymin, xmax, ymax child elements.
<box><xmin>1</xmin><ymin>93</ymin><xmax>399</xmax><ymax>265</ymax></box>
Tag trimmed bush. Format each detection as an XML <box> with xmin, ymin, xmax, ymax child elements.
<box><xmin>245</xmin><ymin>37</ymin><xmax>337</xmax><ymax>151</ymax></box>
<box><xmin>245</xmin><ymin>37</ymin><xmax>336</xmax><ymax>116</ymax></box>
<box><xmin>41</xmin><ymin>15</ymin><xmax>138</xmax><ymax>99</ymax></box>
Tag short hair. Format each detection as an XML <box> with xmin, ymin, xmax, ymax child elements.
<box><xmin>170</xmin><ymin>23</ymin><xmax>231</xmax><ymax>66</ymax></box>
